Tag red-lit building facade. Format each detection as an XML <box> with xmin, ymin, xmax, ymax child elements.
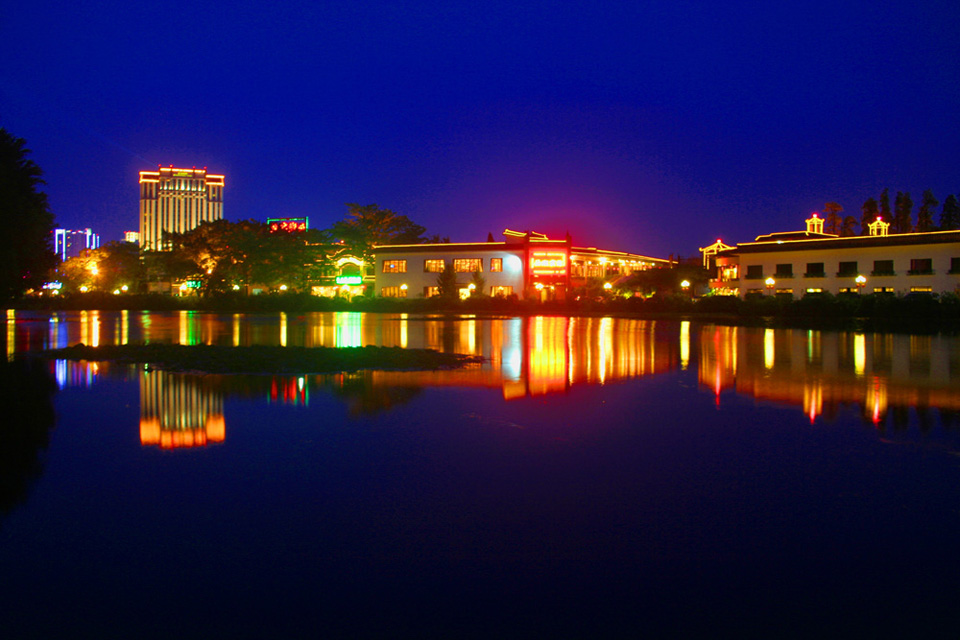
<box><xmin>373</xmin><ymin>229</ymin><xmax>670</xmax><ymax>300</ymax></box>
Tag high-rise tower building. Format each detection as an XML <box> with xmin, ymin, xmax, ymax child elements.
<box><xmin>139</xmin><ymin>166</ymin><xmax>224</xmax><ymax>251</ymax></box>
<box><xmin>54</xmin><ymin>228</ymin><xmax>100</xmax><ymax>261</ymax></box>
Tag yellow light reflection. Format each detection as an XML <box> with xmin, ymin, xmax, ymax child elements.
<box><xmin>280</xmin><ymin>312</ymin><xmax>288</xmax><ymax>347</ymax></box>
<box><xmin>466</xmin><ymin>317</ymin><xmax>477</xmax><ymax>354</ymax></box>
<box><xmin>6</xmin><ymin>309</ymin><xmax>14</xmax><ymax>361</ymax></box>
<box><xmin>680</xmin><ymin>321</ymin><xmax>690</xmax><ymax>370</ymax></box>
<box><xmin>233</xmin><ymin>313</ymin><xmax>241</xmax><ymax>346</ymax></box>
<box><xmin>854</xmin><ymin>334</ymin><xmax>865</xmax><ymax>375</ymax></box>
<box><xmin>528</xmin><ymin>317</ymin><xmax>568</xmax><ymax>395</ymax></box>
<box><xmin>400</xmin><ymin>313</ymin><xmax>408</xmax><ymax>349</ymax></box>
<box><xmin>764</xmin><ymin>328</ymin><xmax>775</xmax><ymax>370</ymax></box>
<box><xmin>598</xmin><ymin>317</ymin><xmax>612</xmax><ymax>384</ymax></box>
<box><xmin>866</xmin><ymin>377</ymin><xmax>887</xmax><ymax>425</ymax></box>
<box><xmin>803</xmin><ymin>381</ymin><xmax>822</xmax><ymax>424</ymax></box>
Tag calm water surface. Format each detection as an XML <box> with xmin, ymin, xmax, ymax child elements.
<box><xmin>3</xmin><ymin>310</ymin><xmax>960</xmax><ymax>637</ymax></box>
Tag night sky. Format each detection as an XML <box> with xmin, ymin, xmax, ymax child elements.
<box><xmin>3</xmin><ymin>1</ymin><xmax>958</xmax><ymax>258</ymax></box>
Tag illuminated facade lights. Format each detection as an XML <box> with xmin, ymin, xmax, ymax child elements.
<box><xmin>54</xmin><ymin>228</ymin><xmax>99</xmax><ymax>262</ymax></box>
<box><xmin>373</xmin><ymin>229</ymin><xmax>670</xmax><ymax>301</ymax></box>
<box><xmin>705</xmin><ymin>214</ymin><xmax>960</xmax><ymax>298</ymax></box>
<box><xmin>139</xmin><ymin>166</ymin><xmax>224</xmax><ymax>252</ymax></box>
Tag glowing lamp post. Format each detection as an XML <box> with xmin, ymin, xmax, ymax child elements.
<box><xmin>765</xmin><ymin>277</ymin><xmax>776</xmax><ymax>294</ymax></box>
<box><xmin>681</xmin><ymin>279</ymin><xmax>691</xmax><ymax>296</ymax></box>
<box><xmin>855</xmin><ymin>274</ymin><xmax>866</xmax><ymax>294</ymax></box>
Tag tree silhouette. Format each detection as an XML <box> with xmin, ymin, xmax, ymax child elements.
<box><xmin>879</xmin><ymin>188</ymin><xmax>892</xmax><ymax>225</ymax></box>
<box><xmin>823</xmin><ymin>202</ymin><xmax>843</xmax><ymax>235</ymax></box>
<box><xmin>841</xmin><ymin>216</ymin><xmax>858</xmax><ymax>237</ymax></box>
<box><xmin>860</xmin><ymin>198</ymin><xmax>878</xmax><ymax>235</ymax></box>
<box><xmin>916</xmin><ymin>189</ymin><xmax>938</xmax><ymax>232</ymax></box>
<box><xmin>940</xmin><ymin>194</ymin><xmax>960</xmax><ymax>231</ymax></box>
<box><xmin>0</xmin><ymin>358</ymin><xmax>57</xmax><ymax>518</ymax></box>
<box><xmin>0</xmin><ymin>129</ymin><xmax>57</xmax><ymax>300</ymax></box>
<box><xmin>892</xmin><ymin>191</ymin><xmax>913</xmax><ymax>233</ymax></box>
<box><xmin>330</xmin><ymin>203</ymin><xmax>427</xmax><ymax>265</ymax></box>
<box><xmin>436</xmin><ymin>263</ymin><xmax>459</xmax><ymax>300</ymax></box>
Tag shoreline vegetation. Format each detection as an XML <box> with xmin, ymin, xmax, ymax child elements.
<box><xmin>39</xmin><ymin>344</ymin><xmax>483</xmax><ymax>374</ymax></box>
<box><xmin>14</xmin><ymin>290</ymin><xmax>960</xmax><ymax>332</ymax></box>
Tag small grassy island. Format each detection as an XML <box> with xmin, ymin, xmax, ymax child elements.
<box><xmin>41</xmin><ymin>343</ymin><xmax>483</xmax><ymax>374</ymax></box>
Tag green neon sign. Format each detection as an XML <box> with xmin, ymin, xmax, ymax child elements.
<box><xmin>336</xmin><ymin>275</ymin><xmax>363</xmax><ymax>285</ymax></box>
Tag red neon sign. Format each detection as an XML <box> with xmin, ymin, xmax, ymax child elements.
<box><xmin>267</xmin><ymin>218</ymin><xmax>308</xmax><ymax>233</ymax></box>
<box><xmin>530</xmin><ymin>251</ymin><xmax>567</xmax><ymax>276</ymax></box>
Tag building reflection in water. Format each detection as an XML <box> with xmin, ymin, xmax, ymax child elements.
<box><xmin>698</xmin><ymin>325</ymin><xmax>960</xmax><ymax>426</ymax></box>
<box><xmin>139</xmin><ymin>370</ymin><xmax>225</xmax><ymax>449</ymax></box>
<box><xmin>13</xmin><ymin>309</ymin><xmax>959</xmax><ymax>436</ymax></box>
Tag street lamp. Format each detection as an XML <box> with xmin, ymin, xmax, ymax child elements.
<box><xmin>765</xmin><ymin>277</ymin><xmax>776</xmax><ymax>294</ymax></box>
<box><xmin>855</xmin><ymin>274</ymin><xmax>866</xmax><ymax>294</ymax></box>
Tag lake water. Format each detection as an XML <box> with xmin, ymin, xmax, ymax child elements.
<box><xmin>3</xmin><ymin>310</ymin><xmax>960</xmax><ymax>637</ymax></box>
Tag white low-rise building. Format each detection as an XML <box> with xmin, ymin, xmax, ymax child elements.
<box><xmin>705</xmin><ymin>215</ymin><xmax>960</xmax><ymax>297</ymax></box>
<box><xmin>374</xmin><ymin>229</ymin><xmax>670</xmax><ymax>300</ymax></box>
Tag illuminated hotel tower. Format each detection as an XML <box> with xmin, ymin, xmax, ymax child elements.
<box><xmin>139</xmin><ymin>166</ymin><xmax>224</xmax><ymax>251</ymax></box>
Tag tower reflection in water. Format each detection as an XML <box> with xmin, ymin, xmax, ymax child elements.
<box><xmin>139</xmin><ymin>370</ymin><xmax>225</xmax><ymax>449</ymax></box>
<box><xmin>698</xmin><ymin>325</ymin><xmax>960</xmax><ymax>426</ymax></box>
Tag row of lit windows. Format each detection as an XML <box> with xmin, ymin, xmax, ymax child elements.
<box><xmin>421</xmin><ymin>285</ymin><xmax>516</xmax><ymax>298</ymax></box>
<box><xmin>382</xmin><ymin>284</ymin><xmax>516</xmax><ymax>299</ymax></box>
<box><xmin>747</xmin><ymin>285</ymin><xmax>925</xmax><ymax>296</ymax></box>
<box><xmin>744</xmin><ymin>257</ymin><xmax>960</xmax><ymax>279</ymax></box>
<box><xmin>383</xmin><ymin>258</ymin><xmax>505</xmax><ymax>274</ymax></box>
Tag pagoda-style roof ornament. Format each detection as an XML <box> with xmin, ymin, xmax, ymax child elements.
<box><xmin>699</xmin><ymin>238</ymin><xmax>734</xmax><ymax>268</ymax></box>
<box><xmin>867</xmin><ymin>216</ymin><xmax>890</xmax><ymax>237</ymax></box>
<box><xmin>806</xmin><ymin>213</ymin><xmax>824</xmax><ymax>235</ymax></box>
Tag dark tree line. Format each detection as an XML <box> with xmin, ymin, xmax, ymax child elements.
<box><xmin>831</xmin><ymin>188</ymin><xmax>960</xmax><ymax>237</ymax></box>
<box><xmin>57</xmin><ymin>202</ymin><xmax>434</xmax><ymax>296</ymax></box>
<box><xmin>0</xmin><ymin>129</ymin><xmax>57</xmax><ymax>300</ymax></box>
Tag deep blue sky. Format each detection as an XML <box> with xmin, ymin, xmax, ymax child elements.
<box><xmin>3</xmin><ymin>0</ymin><xmax>958</xmax><ymax>258</ymax></box>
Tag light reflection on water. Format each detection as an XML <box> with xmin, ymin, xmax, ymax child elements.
<box><xmin>4</xmin><ymin>310</ymin><xmax>960</xmax><ymax>636</ymax></box>
<box><xmin>4</xmin><ymin>310</ymin><xmax>960</xmax><ymax>445</ymax></box>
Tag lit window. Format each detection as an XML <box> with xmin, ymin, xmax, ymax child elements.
<box><xmin>380</xmin><ymin>286</ymin><xmax>407</xmax><ymax>298</ymax></box>
<box><xmin>490</xmin><ymin>258</ymin><xmax>503</xmax><ymax>272</ymax></box>
<box><xmin>424</xmin><ymin>259</ymin><xmax>445</xmax><ymax>273</ymax></box>
<box><xmin>382</xmin><ymin>260</ymin><xmax>407</xmax><ymax>274</ymax></box>
<box><xmin>490</xmin><ymin>286</ymin><xmax>513</xmax><ymax>297</ymax></box>
<box><xmin>424</xmin><ymin>286</ymin><xmax>440</xmax><ymax>297</ymax></box>
<box><xmin>454</xmin><ymin>258</ymin><xmax>482</xmax><ymax>273</ymax></box>
<box><xmin>910</xmin><ymin>286</ymin><xmax>933</xmax><ymax>293</ymax></box>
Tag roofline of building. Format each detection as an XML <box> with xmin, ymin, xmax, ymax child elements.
<box><xmin>720</xmin><ymin>230</ymin><xmax>960</xmax><ymax>255</ymax></box>
<box><xmin>371</xmin><ymin>241</ymin><xmax>669</xmax><ymax>263</ymax></box>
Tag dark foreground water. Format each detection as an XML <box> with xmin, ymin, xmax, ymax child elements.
<box><xmin>3</xmin><ymin>311</ymin><xmax>960</xmax><ymax>638</ymax></box>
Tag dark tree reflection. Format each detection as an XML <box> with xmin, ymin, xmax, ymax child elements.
<box><xmin>0</xmin><ymin>357</ymin><xmax>57</xmax><ymax>517</ymax></box>
<box><xmin>323</xmin><ymin>372</ymin><xmax>423</xmax><ymax>416</ymax></box>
